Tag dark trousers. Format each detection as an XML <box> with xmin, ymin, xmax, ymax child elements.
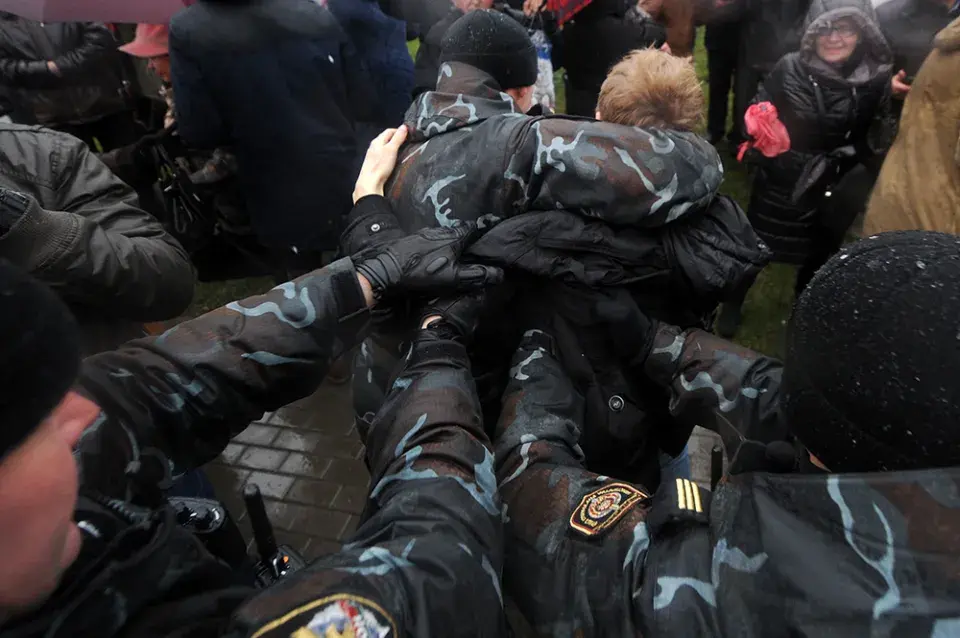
<box><xmin>705</xmin><ymin>24</ymin><xmax>740</xmax><ymax>142</ymax></box>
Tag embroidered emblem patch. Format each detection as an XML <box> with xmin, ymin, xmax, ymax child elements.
<box><xmin>569</xmin><ymin>482</ymin><xmax>648</xmax><ymax>537</ymax></box>
<box><xmin>289</xmin><ymin>595</ymin><xmax>396</xmax><ymax>638</ymax></box>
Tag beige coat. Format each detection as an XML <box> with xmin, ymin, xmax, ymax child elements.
<box><xmin>864</xmin><ymin>17</ymin><xmax>960</xmax><ymax>235</ymax></box>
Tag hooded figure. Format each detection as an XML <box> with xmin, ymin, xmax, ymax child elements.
<box><xmin>725</xmin><ymin>0</ymin><xmax>892</xmax><ymax>324</ymax></box>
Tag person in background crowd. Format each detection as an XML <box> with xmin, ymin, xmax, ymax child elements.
<box><xmin>559</xmin><ymin>0</ymin><xmax>667</xmax><ymax>117</ymax></box>
<box><xmin>718</xmin><ymin>0</ymin><xmax>893</xmax><ymax>336</ymax></box>
<box><xmin>865</xmin><ymin>16</ymin><xmax>960</xmax><ymax>234</ymax></box>
<box><xmin>733</xmin><ymin>0</ymin><xmax>811</xmax><ymax>141</ymax></box>
<box><xmin>0</xmin><ymin>124</ymin><xmax>194</xmax><ymax>355</ymax></box>
<box><xmin>413</xmin><ymin>0</ymin><xmax>494</xmax><ymax>98</ymax></box>
<box><xmin>169</xmin><ymin>0</ymin><xmax>380</xmax><ymax>279</ymax></box>
<box><xmin>327</xmin><ymin>0</ymin><xmax>415</xmax><ymax>128</ymax></box>
<box><xmin>877</xmin><ymin>0</ymin><xmax>959</xmax><ymax>108</ymax></box>
<box><xmin>0</xmin><ymin>14</ymin><xmax>137</xmax><ymax>151</ymax></box>
<box><xmin>0</xmin><ymin>126</ymin><xmax>507</xmax><ymax>637</ymax></box>
<box><xmin>705</xmin><ymin>18</ymin><xmax>741</xmax><ymax>144</ymax></box>
<box><xmin>494</xmin><ymin>230</ymin><xmax>960</xmax><ymax>637</ymax></box>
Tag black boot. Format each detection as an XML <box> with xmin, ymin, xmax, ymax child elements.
<box><xmin>716</xmin><ymin>301</ymin><xmax>743</xmax><ymax>338</ymax></box>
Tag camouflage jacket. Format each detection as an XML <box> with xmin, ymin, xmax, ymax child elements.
<box><xmin>494</xmin><ymin>326</ymin><xmax>960</xmax><ymax>637</ymax></box>
<box><xmin>22</xmin><ymin>258</ymin><xmax>504</xmax><ymax>637</ymax></box>
<box><xmin>386</xmin><ymin>62</ymin><xmax>723</xmax><ymax>232</ymax></box>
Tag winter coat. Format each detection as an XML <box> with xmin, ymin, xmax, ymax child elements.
<box><xmin>560</xmin><ymin>0</ymin><xmax>667</xmax><ymax>116</ymax></box>
<box><xmin>0</xmin><ymin>123</ymin><xmax>194</xmax><ymax>355</ymax></box>
<box><xmin>877</xmin><ymin>0</ymin><xmax>958</xmax><ymax>78</ymax></box>
<box><xmin>348</xmin><ymin>62</ymin><xmax>768</xmax><ymax>484</ymax></box>
<box><xmin>494</xmin><ymin>325</ymin><xmax>960</xmax><ymax>637</ymax></box>
<box><xmin>169</xmin><ymin>0</ymin><xmax>380</xmax><ymax>252</ymax></box>
<box><xmin>327</xmin><ymin>0</ymin><xmax>414</xmax><ymax>126</ymax></box>
<box><xmin>9</xmin><ymin>252</ymin><xmax>505</xmax><ymax>637</ymax></box>
<box><xmin>865</xmin><ymin>17</ymin><xmax>960</xmax><ymax>235</ymax></box>
<box><xmin>746</xmin><ymin>0</ymin><xmax>892</xmax><ymax>263</ymax></box>
<box><xmin>0</xmin><ymin>15</ymin><xmax>129</xmax><ymax>126</ymax></box>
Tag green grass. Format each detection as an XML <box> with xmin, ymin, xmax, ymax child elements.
<box><xmin>189</xmin><ymin>29</ymin><xmax>792</xmax><ymax>356</ymax></box>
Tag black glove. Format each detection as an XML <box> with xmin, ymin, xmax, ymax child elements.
<box><xmin>356</xmin><ymin>222</ymin><xmax>503</xmax><ymax>300</ymax></box>
<box><xmin>420</xmin><ymin>292</ymin><xmax>486</xmax><ymax>342</ymax></box>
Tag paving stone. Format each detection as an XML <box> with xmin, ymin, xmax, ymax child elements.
<box><xmin>278</xmin><ymin>453</ymin><xmax>331</xmax><ymax>480</ymax></box>
<box><xmin>340</xmin><ymin>516</ymin><xmax>360</xmax><ymax>541</ymax></box>
<box><xmin>330</xmin><ymin>484</ymin><xmax>367</xmax><ymax>515</ymax></box>
<box><xmin>285</xmin><ymin>478</ymin><xmax>341</xmax><ymax>508</ymax></box>
<box><xmin>219</xmin><ymin>443</ymin><xmax>246</xmax><ymax>465</ymax></box>
<box><xmin>272</xmin><ymin>429</ymin><xmax>324</xmax><ymax>452</ymax></box>
<box><xmin>273</xmin><ymin>530</ymin><xmax>313</xmax><ymax>557</ymax></box>
<box><xmin>245</xmin><ymin>471</ymin><xmax>295</xmax><ymax>500</ymax></box>
<box><xmin>289</xmin><ymin>506</ymin><xmax>352</xmax><ymax>542</ymax></box>
<box><xmin>304</xmin><ymin>540</ymin><xmax>342</xmax><ymax>561</ymax></box>
<box><xmin>322</xmin><ymin>458</ymin><xmax>370</xmax><ymax>487</ymax></box>
<box><xmin>237</xmin><ymin>446</ymin><xmax>290</xmax><ymax>472</ymax></box>
<box><xmin>233</xmin><ymin>424</ymin><xmax>280</xmax><ymax>446</ymax></box>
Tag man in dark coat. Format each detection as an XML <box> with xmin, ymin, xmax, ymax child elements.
<box><xmin>705</xmin><ymin>19</ymin><xmax>741</xmax><ymax>143</ymax></box>
<box><xmin>0</xmin><ymin>131</ymin><xmax>506</xmax><ymax>635</ymax></box>
<box><xmin>494</xmin><ymin>230</ymin><xmax>960</xmax><ymax>636</ymax></box>
<box><xmin>0</xmin><ymin>15</ymin><xmax>135</xmax><ymax>150</ymax></box>
<box><xmin>169</xmin><ymin>0</ymin><xmax>380</xmax><ymax>276</ymax></box>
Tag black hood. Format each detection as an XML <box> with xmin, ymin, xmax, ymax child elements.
<box><xmin>800</xmin><ymin>0</ymin><xmax>893</xmax><ymax>84</ymax></box>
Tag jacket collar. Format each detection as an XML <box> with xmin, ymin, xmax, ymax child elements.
<box><xmin>404</xmin><ymin>62</ymin><xmax>527</xmax><ymax>143</ymax></box>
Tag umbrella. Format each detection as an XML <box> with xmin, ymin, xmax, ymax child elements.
<box><xmin>0</xmin><ymin>0</ymin><xmax>185</xmax><ymax>24</ymax></box>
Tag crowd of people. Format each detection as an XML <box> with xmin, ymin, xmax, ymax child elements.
<box><xmin>0</xmin><ymin>0</ymin><xmax>959</xmax><ymax>636</ymax></box>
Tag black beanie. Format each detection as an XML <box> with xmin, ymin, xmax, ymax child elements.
<box><xmin>0</xmin><ymin>259</ymin><xmax>82</xmax><ymax>461</ymax></box>
<box><xmin>440</xmin><ymin>9</ymin><xmax>538</xmax><ymax>90</ymax></box>
<box><xmin>782</xmin><ymin>231</ymin><xmax>960</xmax><ymax>473</ymax></box>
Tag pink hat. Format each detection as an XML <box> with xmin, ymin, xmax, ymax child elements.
<box><xmin>118</xmin><ymin>24</ymin><xmax>170</xmax><ymax>58</ymax></box>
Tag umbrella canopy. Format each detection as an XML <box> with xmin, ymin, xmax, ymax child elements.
<box><xmin>0</xmin><ymin>0</ymin><xmax>185</xmax><ymax>24</ymax></box>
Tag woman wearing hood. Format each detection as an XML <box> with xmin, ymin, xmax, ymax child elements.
<box><xmin>718</xmin><ymin>0</ymin><xmax>893</xmax><ymax>337</ymax></box>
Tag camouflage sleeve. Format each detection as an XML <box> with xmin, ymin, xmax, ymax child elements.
<box><xmin>493</xmin><ymin>329</ymin><xmax>652</xmax><ymax>636</ymax></box>
<box><xmin>75</xmin><ymin>257</ymin><xmax>370</xmax><ymax>480</ymax></box>
<box><xmin>643</xmin><ymin>322</ymin><xmax>786</xmax><ymax>448</ymax></box>
<box><xmin>508</xmin><ymin>119</ymin><xmax>723</xmax><ymax>228</ymax></box>
<box><xmin>226</xmin><ymin>329</ymin><xmax>505</xmax><ymax>638</ymax></box>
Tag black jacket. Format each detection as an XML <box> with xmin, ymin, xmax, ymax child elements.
<box><xmin>0</xmin><ymin>15</ymin><xmax>129</xmax><ymax>126</ymax></box>
<box><xmin>560</xmin><ymin>0</ymin><xmax>666</xmax><ymax>116</ymax></box>
<box><xmin>746</xmin><ymin>0</ymin><xmax>892</xmax><ymax>263</ymax></box>
<box><xmin>877</xmin><ymin>0</ymin><xmax>958</xmax><ymax>78</ymax></box>
<box><xmin>169</xmin><ymin>0</ymin><xmax>380</xmax><ymax>251</ymax></box>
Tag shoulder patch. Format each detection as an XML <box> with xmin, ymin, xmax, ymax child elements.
<box><xmin>569</xmin><ymin>482</ymin><xmax>648</xmax><ymax>538</ymax></box>
<box><xmin>254</xmin><ymin>594</ymin><xmax>397</xmax><ymax>638</ymax></box>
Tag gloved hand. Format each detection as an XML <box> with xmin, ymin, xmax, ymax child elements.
<box><xmin>356</xmin><ymin>223</ymin><xmax>503</xmax><ymax>301</ymax></box>
<box><xmin>420</xmin><ymin>292</ymin><xmax>487</xmax><ymax>342</ymax></box>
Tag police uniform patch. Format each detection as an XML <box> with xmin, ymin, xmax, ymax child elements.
<box><xmin>288</xmin><ymin>595</ymin><xmax>396</xmax><ymax>638</ymax></box>
<box><xmin>569</xmin><ymin>482</ymin><xmax>648</xmax><ymax>537</ymax></box>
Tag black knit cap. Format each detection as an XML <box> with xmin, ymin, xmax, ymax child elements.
<box><xmin>0</xmin><ymin>259</ymin><xmax>81</xmax><ymax>461</ymax></box>
<box><xmin>783</xmin><ymin>231</ymin><xmax>960</xmax><ymax>473</ymax></box>
<box><xmin>440</xmin><ymin>9</ymin><xmax>538</xmax><ymax>90</ymax></box>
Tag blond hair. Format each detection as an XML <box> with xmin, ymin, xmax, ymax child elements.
<box><xmin>597</xmin><ymin>48</ymin><xmax>704</xmax><ymax>131</ymax></box>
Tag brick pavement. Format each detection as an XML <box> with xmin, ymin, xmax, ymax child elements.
<box><xmin>206</xmin><ymin>376</ymin><xmax>724</xmax><ymax>562</ymax></box>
